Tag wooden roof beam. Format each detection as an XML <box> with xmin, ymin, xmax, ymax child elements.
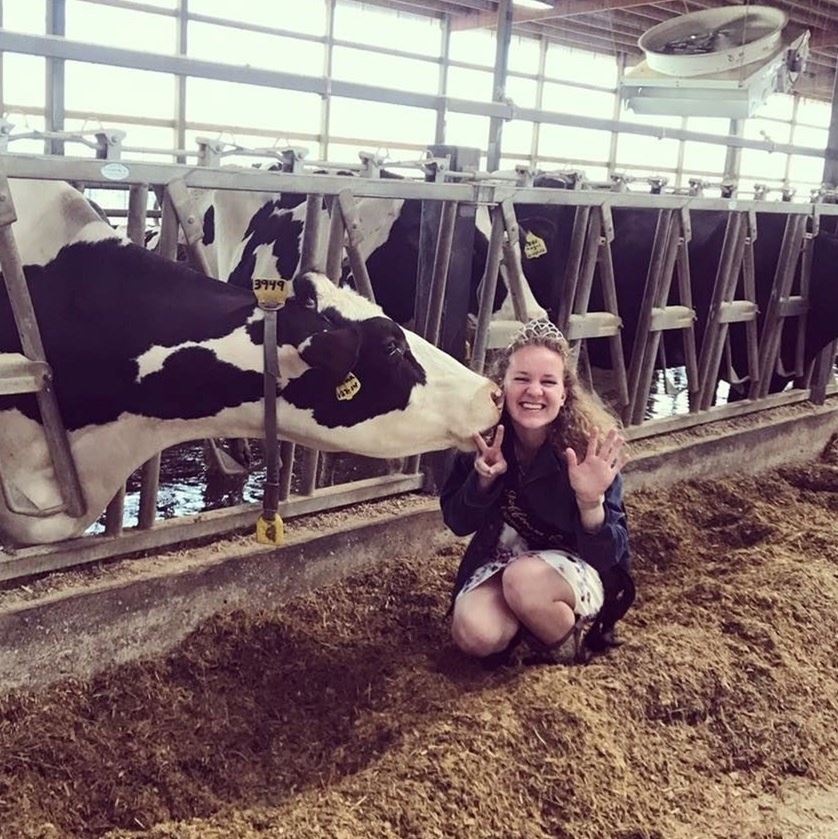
<box><xmin>451</xmin><ymin>0</ymin><xmax>660</xmax><ymax>31</ymax></box>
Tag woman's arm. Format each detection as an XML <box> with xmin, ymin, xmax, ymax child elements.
<box><xmin>439</xmin><ymin>451</ymin><xmax>504</xmax><ymax>536</ymax></box>
<box><xmin>573</xmin><ymin>473</ymin><xmax>629</xmax><ymax>575</ymax></box>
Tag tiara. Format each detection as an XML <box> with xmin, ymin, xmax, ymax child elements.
<box><xmin>508</xmin><ymin>318</ymin><xmax>565</xmax><ymax>347</ymax></box>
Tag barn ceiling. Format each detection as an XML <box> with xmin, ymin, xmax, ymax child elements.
<box><xmin>365</xmin><ymin>0</ymin><xmax>838</xmax><ymax>101</ymax></box>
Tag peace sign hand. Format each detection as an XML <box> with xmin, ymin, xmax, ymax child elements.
<box><xmin>565</xmin><ymin>427</ymin><xmax>627</xmax><ymax>504</ymax></box>
<box><xmin>472</xmin><ymin>424</ymin><xmax>507</xmax><ymax>488</ymax></box>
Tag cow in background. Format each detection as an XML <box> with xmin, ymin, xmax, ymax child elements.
<box><xmin>0</xmin><ymin>183</ymin><xmax>501</xmax><ymax>545</ymax></box>
<box><xmin>199</xmin><ymin>168</ymin><xmax>546</xmax><ymax>331</ymax></box>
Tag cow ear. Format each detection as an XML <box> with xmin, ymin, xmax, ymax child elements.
<box><xmin>299</xmin><ymin>328</ymin><xmax>360</xmax><ymax>381</ymax></box>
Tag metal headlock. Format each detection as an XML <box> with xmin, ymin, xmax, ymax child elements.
<box><xmin>253</xmin><ymin>277</ymin><xmax>289</xmax><ymax>546</ymax></box>
<box><xmin>0</xmin><ymin>172</ymin><xmax>86</xmax><ymax>519</ymax></box>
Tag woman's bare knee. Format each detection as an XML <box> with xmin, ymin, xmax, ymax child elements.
<box><xmin>502</xmin><ymin>557</ymin><xmax>548</xmax><ymax>613</ymax></box>
<box><xmin>501</xmin><ymin>557</ymin><xmax>577</xmax><ymax>645</ymax></box>
<box><xmin>451</xmin><ymin>616</ymin><xmax>513</xmax><ymax>657</ymax></box>
<box><xmin>451</xmin><ymin>588</ymin><xmax>518</xmax><ymax>658</ymax></box>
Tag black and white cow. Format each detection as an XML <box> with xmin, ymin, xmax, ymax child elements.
<box><xmin>513</xmin><ymin>184</ymin><xmax>838</xmax><ymax>397</ymax></box>
<box><xmin>199</xmin><ymin>169</ymin><xmax>546</xmax><ymax>338</ymax></box>
<box><xmin>10</xmin><ymin>178</ymin><xmax>123</xmax><ymax>265</ymax></box>
<box><xmin>0</xmin><ymin>183</ymin><xmax>502</xmax><ymax>545</ymax></box>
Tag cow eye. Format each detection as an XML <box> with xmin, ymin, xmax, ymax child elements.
<box><xmin>303</xmin><ymin>296</ymin><xmax>317</xmax><ymax>310</ymax></box>
<box><xmin>385</xmin><ymin>339</ymin><xmax>403</xmax><ymax>358</ymax></box>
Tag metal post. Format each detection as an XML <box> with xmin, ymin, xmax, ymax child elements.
<box><xmin>297</xmin><ymin>192</ymin><xmax>326</xmax><ymax>494</ymax></box>
<box><xmin>607</xmin><ymin>53</ymin><xmax>625</xmax><ymax>178</ymax></box>
<box><xmin>138</xmin><ymin>188</ymin><xmax>178</xmax><ymax>529</ymax></box>
<box><xmin>810</xmin><ymin>339</ymin><xmax>837</xmax><ymax>404</ymax></box>
<box><xmin>529</xmin><ymin>36</ymin><xmax>547</xmax><ymax>169</ymax></box>
<box><xmin>262</xmin><ymin>308</ymin><xmax>280</xmax><ymax>518</ymax></box>
<box><xmin>299</xmin><ymin>193</ymin><xmax>325</xmax><ymax>274</ymax></box>
<box><xmin>435</xmin><ymin>16</ymin><xmax>450</xmax><ymax>145</ymax></box>
<box><xmin>0</xmin><ymin>1</ymin><xmax>4</xmax><ymax>118</ymax></box>
<box><xmin>0</xmin><ymin>174</ymin><xmax>85</xmax><ymax>518</ymax></box>
<box><xmin>723</xmin><ymin>118</ymin><xmax>743</xmax><ymax>189</ymax></box>
<box><xmin>423</xmin><ymin>200</ymin><xmax>458</xmax><ymax>345</ymax></box>
<box><xmin>105</xmin><ymin>182</ymin><xmax>149</xmax><ymax>535</ymax></box>
<box><xmin>174</xmin><ymin>0</ymin><xmax>188</xmax><ymax>164</ymax></box>
<box><xmin>697</xmin><ymin>213</ymin><xmax>745</xmax><ymax>410</ymax></box>
<box><xmin>486</xmin><ymin>0</ymin><xmax>512</xmax><ymax>171</ymax></box>
<box><xmin>45</xmin><ymin>0</ymin><xmax>66</xmax><ymax>156</ymax></box>
<box><xmin>338</xmin><ymin>189</ymin><xmax>375</xmax><ymax>302</ymax></box>
<box><xmin>325</xmin><ymin>195</ymin><xmax>345</xmax><ymax>283</ymax></box>
<box><xmin>556</xmin><ymin>207</ymin><xmax>590</xmax><ymax>332</ymax></box>
<box><xmin>320</xmin><ymin>0</ymin><xmax>335</xmax><ymax>160</ymax></box>
<box><xmin>471</xmin><ymin>207</ymin><xmax>505</xmax><ymax>373</ymax></box>
<box><xmin>419</xmin><ymin>144</ymin><xmax>480</xmax><ymax>361</ymax></box>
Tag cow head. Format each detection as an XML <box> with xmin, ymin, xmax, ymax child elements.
<box><xmin>274</xmin><ymin>272</ymin><xmax>502</xmax><ymax>458</ymax></box>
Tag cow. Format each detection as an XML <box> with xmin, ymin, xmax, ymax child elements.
<box><xmin>0</xmin><ymin>182</ymin><xmax>502</xmax><ymax>546</ymax></box>
<box><xmin>511</xmin><ymin>181</ymin><xmax>838</xmax><ymax>400</ymax></box>
<box><xmin>195</xmin><ymin>167</ymin><xmax>547</xmax><ymax>333</ymax></box>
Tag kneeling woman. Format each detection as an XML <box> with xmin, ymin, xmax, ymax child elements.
<box><xmin>440</xmin><ymin>320</ymin><xmax>634</xmax><ymax>664</ymax></box>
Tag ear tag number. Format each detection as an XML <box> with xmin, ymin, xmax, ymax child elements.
<box><xmin>252</xmin><ymin>278</ymin><xmax>290</xmax><ymax>308</ymax></box>
<box><xmin>524</xmin><ymin>231</ymin><xmax>548</xmax><ymax>260</ymax></box>
<box><xmin>336</xmin><ymin>373</ymin><xmax>361</xmax><ymax>401</ymax></box>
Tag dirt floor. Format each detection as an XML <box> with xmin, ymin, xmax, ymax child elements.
<box><xmin>1</xmin><ymin>438</ymin><xmax>837</xmax><ymax>839</ymax></box>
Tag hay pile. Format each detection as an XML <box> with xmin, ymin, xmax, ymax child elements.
<box><xmin>1</xmin><ymin>439</ymin><xmax>837</xmax><ymax>839</ymax></box>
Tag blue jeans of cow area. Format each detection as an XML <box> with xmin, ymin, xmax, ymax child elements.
<box><xmin>457</xmin><ymin>524</ymin><xmax>605</xmax><ymax>619</ymax></box>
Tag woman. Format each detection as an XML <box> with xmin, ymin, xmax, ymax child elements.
<box><xmin>440</xmin><ymin>319</ymin><xmax>634</xmax><ymax>665</ymax></box>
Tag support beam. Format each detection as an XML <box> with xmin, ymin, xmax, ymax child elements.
<box><xmin>486</xmin><ymin>0</ymin><xmax>513</xmax><ymax>171</ymax></box>
<box><xmin>44</xmin><ymin>0</ymin><xmax>66</xmax><ymax>156</ymax></box>
<box><xmin>723</xmin><ymin>118</ymin><xmax>743</xmax><ymax>189</ymax></box>
<box><xmin>452</xmin><ymin>0</ymin><xmax>658</xmax><ymax>32</ymax></box>
<box><xmin>173</xmin><ymin>0</ymin><xmax>187</xmax><ymax>164</ymax></box>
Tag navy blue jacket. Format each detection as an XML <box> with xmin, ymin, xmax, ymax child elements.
<box><xmin>440</xmin><ymin>433</ymin><xmax>635</xmax><ymax>648</ymax></box>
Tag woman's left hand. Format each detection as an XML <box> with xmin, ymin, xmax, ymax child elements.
<box><xmin>565</xmin><ymin>427</ymin><xmax>627</xmax><ymax>504</ymax></box>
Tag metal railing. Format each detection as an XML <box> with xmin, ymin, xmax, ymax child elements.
<box><xmin>0</xmin><ymin>149</ymin><xmax>835</xmax><ymax>582</ymax></box>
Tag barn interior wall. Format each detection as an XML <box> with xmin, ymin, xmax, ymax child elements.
<box><xmin>0</xmin><ymin>0</ymin><xmax>834</xmax><ymax>200</ymax></box>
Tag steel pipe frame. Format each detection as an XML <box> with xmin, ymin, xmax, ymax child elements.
<box><xmin>755</xmin><ymin>213</ymin><xmax>809</xmax><ymax>400</ymax></box>
<box><xmin>696</xmin><ymin>212</ymin><xmax>748</xmax><ymax>411</ymax></box>
<box><xmin>0</xmin><ymin>174</ymin><xmax>86</xmax><ymax>520</ymax></box>
<box><xmin>104</xmin><ymin>182</ymin><xmax>148</xmax><ymax>536</ymax></box>
<box><xmin>470</xmin><ymin>205</ymin><xmax>506</xmax><ymax>374</ymax></box>
<box><xmin>9</xmin><ymin>154</ymin><xmax>838</xmax><ymax>220</ymax></box>
<box><xmin>2</xmin><ymin>164</ymin><xmax>833</xmax><ymax>548</ymax></box>
<box><xmin>627</xmin><ymin>208</ymin><xmax>677</xmax><ymax>425</ymax></box>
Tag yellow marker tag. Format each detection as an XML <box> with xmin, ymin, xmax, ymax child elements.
<box><xmin>336</xmin><ymin>372</ymin><xmax>361</xmax><ymax>401</ymax></box>
<box><xmin>524</xmin><ymin>231</ymin><xmax>548</xmax><ymax>260</ymax></box>
<box><xmin>252</xmin><ymin>277</ymin><xmax>290</xmax><ymax>308</ymax></box>
<box><xmin>256</xmin><ymin>513</ymin><xmax>284</xmax><ymax>545</ymax></box>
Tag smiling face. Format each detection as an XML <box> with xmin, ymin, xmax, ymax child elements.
<box><xmin>503</xmin><ymin>344</ymin><xmax>566</xmax><ymax>444</ymax></box>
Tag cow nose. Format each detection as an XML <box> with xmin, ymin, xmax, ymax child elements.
<box><xmin>491</xmin><ymin>388</ymin><xmax>504</xmax><ymax>409</ymax></box>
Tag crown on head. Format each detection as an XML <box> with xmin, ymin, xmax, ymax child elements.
<box><xmin>508</xmin><ymin>318</ymin><xmax>565</xmax><ymax>348</ymax></box>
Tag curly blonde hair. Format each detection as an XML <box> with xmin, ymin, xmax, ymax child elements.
<box><xmin>488</xmin><ymin>320</ymin><xmax>622</xmax><ymax>458</ymax></box>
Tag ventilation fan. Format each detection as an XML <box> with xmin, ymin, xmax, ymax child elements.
<box><xmin>620</xmin><ymin>5</ymin><xmax>810</xmax><ymax>118</ymax></box>
<box><xmin>639</xmin><ymin>6</ymin><xmax>787</xmax><ymax>77</ymax></box>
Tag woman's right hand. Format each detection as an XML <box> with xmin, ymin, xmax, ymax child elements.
<box><xmin>472</xmin><ymin>424</ymin><xmax>507</xmax><ymax>487</ymax></box>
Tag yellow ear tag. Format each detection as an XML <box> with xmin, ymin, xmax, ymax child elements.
<box><xmin>524</xmin><ymin>231</ymin><xmax>548</xmax><ymax>260</ymax></box>
<box><xmin>336</xmin><ymin>372</ymin><xmax>361</xmax><ymax>401</ymax></box>
<box><xmin>256</xmin><ymin>513</ymin><xmax>284</xmax><ymax>545</ymax></box>
<box><xmin>252</xmin><ymin>278</ymin><xmax>290</xmax><ymax>308</ymax></box>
